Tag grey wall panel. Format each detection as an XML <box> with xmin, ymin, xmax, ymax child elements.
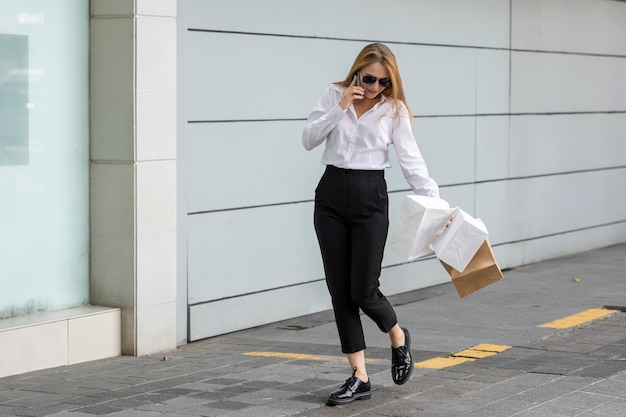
<box><xmin>395</xmin><ymin>45</ymin><xmax>493</xmax><ymax>117</ymax></box>
<box><xmin>496</xmin><ymin>222</ymin><xmax>626</xmax><ymax>270</ymax></box>
<box><xmin>475</xmin><ymin>116</ymin><xmax>510</xmax><ymax>182</ymax></box>
<box><xmin>476</xmin><ymin>168</ymin><xmax>626</xmax><ymax>247</ymax></box>
<box><xmin>185</xmin><ymin>121</ymin><xmax>323</xmax><ymax>213</ymax></box>
<box><xmin>182</xmin><ymin>31</ymin><xmax>352</xmax><ymax>121</ymax></box>
<box><xmin>409</xmin><ymin>117</ymin><xmax>476</xmax><ymax>187</ymax></box>
<box><xmin>189</xmin><ymin>280</ymin><xmax>331</xmax><ymax>341</ymax></box>
<box><xmin>511</xmin><ymin>52</ymin><xmax>626</xmax><ymax>114</ymax></box>
<box><xmin>509</xmin><ymin>114</ymin><xmax>626</xmax><ymax>177</ymax></box>
<box><xmin>512</xmin><ymin>0</ymin><xmax>626</xmax><ymax>55</ymax></box>
<box><xmin>182</xmin><ymin>0</ymin><xmax>510</xmax><ymax>49</ymax></box>
<box><xmin>475</xmin><ymin>49</ymin><xmax>511</xmax><ymax>115</ymax></box>
<box><xmin>187</xmin><ymin>202</ymin><xmax>323</xmax><ymax>304</ymax></box>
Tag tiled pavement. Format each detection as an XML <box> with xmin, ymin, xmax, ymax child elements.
<box><xmin>1</xmin><ymin>244</ymin><xmax>625</xmax><ymax>416</ymax></box>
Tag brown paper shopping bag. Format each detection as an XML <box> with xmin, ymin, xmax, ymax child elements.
<box><xmin>440</xmin><ymin>239</ymin><xmax>503</xmax><ymax>298</ymax></box>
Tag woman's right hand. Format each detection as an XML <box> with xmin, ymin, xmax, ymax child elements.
<box><xmin>339</xmin><ymin>75</ymin><xmax>365</xmax><ymax>110</ymax></box>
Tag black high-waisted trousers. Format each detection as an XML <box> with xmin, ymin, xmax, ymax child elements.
<box><xmin>314</xmin><ymin>165</ymin><xmax>398</xmax><ymax>354</ymax></box>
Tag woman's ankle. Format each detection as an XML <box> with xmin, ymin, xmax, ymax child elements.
<box><xmin>389</xmin><ymin>325</ymin><xmax>406</xmax><ymax>348</ymax></box>
<box><xmin>354</xmin><ymin>370</ymin><xmax>368</xmax><ymax>383</ymax></box>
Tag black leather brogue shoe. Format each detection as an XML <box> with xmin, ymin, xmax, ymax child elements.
<box><xmin>327</xmin><ymin>371</ymin><xmax>371</xmax><ymax>406</ymax></box>
<box><xmin>391</xmin><ymin>327</ymin><xmax>414</xmax><ymax>385</ymax></box>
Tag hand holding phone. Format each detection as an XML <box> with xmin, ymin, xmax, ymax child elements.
<box><xmin>340</xmin><ymin>71</ymin><xmax>364</xmax><ymax>109</ymax></box>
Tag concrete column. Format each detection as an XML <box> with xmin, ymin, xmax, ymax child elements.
<box><xmin>89</xmin><ymin>0</ymin><xmax>177</xmax><ymax>355</ymax></box>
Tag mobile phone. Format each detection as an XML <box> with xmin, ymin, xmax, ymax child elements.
<box><xmin>356</xmin><ymin>71</ymin><xmax>361</xmax><ymax>87</ymax></box>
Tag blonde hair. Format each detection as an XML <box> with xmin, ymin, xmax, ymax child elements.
<box><xmin>336</xmin><ymin>43</ymin><xmax>412</xmax><ymax>120</ymax></box>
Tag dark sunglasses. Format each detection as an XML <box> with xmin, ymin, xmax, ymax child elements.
<box><xmin>361</xmin><ymin>74</ymin><xmax>391</xmax><ymax>88</ymax></box>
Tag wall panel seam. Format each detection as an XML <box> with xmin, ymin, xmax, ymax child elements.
<box><xmin>512</xmin><ymin>48</ymin><xmax>626</xmax><ymax>59</ymax></box>
<box><xmin>188</xmin><ymin>278</ymin><xmax>325</xmax><ymax>306</ymax></box>
<box><xmin>187</xmin><ymin>111</ymin><xmax>626</xmax><ymax>124</ymax></box>
<box><xmin>186</xmin><ymin>28</ymin><xmax>626</xmax><ymax>59</ymax></box>
<box><xmin>186</xmin><ymin>28</ymin><xmax>508</xmax><ymax>53</ymax></box>
<box><xmin>186</xmin><ymin>166</ymin><xmax>626</xmax><ymax>215</ymax></box>
<box><xmin>493</xmin><ymin>220</ymin><xmax>626</xmax><ymax>247</ymax></box>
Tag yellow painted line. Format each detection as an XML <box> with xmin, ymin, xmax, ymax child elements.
<box><xmin>454</xmin><ymin>349</ymin><xmax>498</xmax><ymax>359</ymax></box>
<box><xmin>415</xmin><ymin>344</ymin><xmax>511</xmax><ymax>369</ymax></box>
<box><xmin>415</xmin><ymin>356</ymin><xmax>474</xmax><ymax>369</ymax></box>
<box><xmin>245</xmin><ymin>343</ymin><xmax>511</xmax><ymax>371</ymax></box>
<box><xmin>538</xmin><ymin>308</ymin><xmax>618</xmax><ymax>329</ymax></box>
<box><xmin>243</xmin><ymin>351</ymin><xmax>380</xmax><ymax>364</ymax></box>
<box><xmin>471</xmin><ymin>343</ymin><xmax>511</xmax><ymax>353</ymax></box>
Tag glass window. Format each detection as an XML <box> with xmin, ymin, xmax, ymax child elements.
<box><xmin>0</xmin><ymin>1</ymin><xmax>89</xmax><ymax>318</ymax></box>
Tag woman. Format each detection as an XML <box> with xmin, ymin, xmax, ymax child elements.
<box><xmin>302</xmin><ymin>43</ymin><xmax>440</xmax><ymax>406</ymax></box>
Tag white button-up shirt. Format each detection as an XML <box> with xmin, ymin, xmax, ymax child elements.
<box><xmin>302</xmin><ymin>84</ymin><xmax>440</xmax><ymax>198</ymax></box>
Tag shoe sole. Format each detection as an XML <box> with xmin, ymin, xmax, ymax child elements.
<box><xmin>394</xmin><ymin>327</ymin><xmax>414</xmax><ymax>385</ymax></box>
<box><xmin>326</xmin><ymin>392</ymin><xmax>371</xmax><ymax>406</ymax></box>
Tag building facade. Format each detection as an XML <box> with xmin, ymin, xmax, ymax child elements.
<box><xmin>1</xmin><ymin>0</ymin><xmax>625</xmax><ymax>377</ymax></box>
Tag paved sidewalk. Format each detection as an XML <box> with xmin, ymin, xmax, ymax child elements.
<box><xmin>1</xmin><ymin>244</ymin><xmax>626</xmax><ymax>416</ymax></box>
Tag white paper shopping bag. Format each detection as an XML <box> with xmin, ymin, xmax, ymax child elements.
<box><xmin>387</xmin><ymin>195</ymin><xmax>456</xmax><ymax>261</ymax></box>
<box><xmin>430</xmin><ymin>208</ymin><xmax>489</xmax><ymax>272</ymax></box>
